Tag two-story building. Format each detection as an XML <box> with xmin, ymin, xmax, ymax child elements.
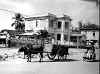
<box><xmin>26</xmin><ymin>13</ymin><xmax>73</xmax><ymax>45</ymax></box>
<box><xmin>47</xmin><ymin>14</ymin><xmax>72</xmax><ymax>45</ymax></box>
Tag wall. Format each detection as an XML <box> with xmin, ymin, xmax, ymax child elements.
<box><xmin>81</xmin><ymin>31</ymin><xmax>99</xmax><ymax>41</ymax></box>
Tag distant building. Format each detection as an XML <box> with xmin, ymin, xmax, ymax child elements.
<box><xmin>81</xmin><ymin>30</ymin><xmax>99</xmax><ymax>41</ymax></box>
<box><xmin>1</xmin><ymin>29</ymin><xmax>24</xmax><ymax>36</ymax></box>
<box><xmin>0</xmin><ymin>29</ymin><xmax>25</xmax><ymax>47</ymax></box>
<box><xmin>0</xmin><ymin>33</ymin><xmax>7</xmax><ymax>44</ymax></box>
<box><xmin>80</xmin><ymin>25</ymin><xmax>100</xmax><ymax>48</ymax></box>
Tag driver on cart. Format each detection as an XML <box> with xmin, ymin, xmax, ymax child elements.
<box><xmin>83</xmin><ymin>40</ymin><xmax>96</xmax><ymax>61</ymax></box>
<box><xmin>86</xmin><ymin>41</ymin><xmax>95</xmax><ymax>53</ymax></box>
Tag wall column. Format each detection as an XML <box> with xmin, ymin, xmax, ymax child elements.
<box><xmin>68</xmin><ymin>21</ymin><xmax>71</xmax><ymax>46</ymax></box>
<box><xmin>77</xmin><ymin>36</ymin><xmax>79</xmax><ymax>48</ymax></box>
<box><xmin>61</xmin><ymin>33</ymin><xmax>64</xmax><ymax>45</ymax></box>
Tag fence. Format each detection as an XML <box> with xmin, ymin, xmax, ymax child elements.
<box><xmin>9</xmin><ymin>38</ymin><xmax>42</xmax><ymax>47</ymax></box>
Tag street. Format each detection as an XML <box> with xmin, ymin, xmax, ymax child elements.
<box><xmin>0</xmin><ymin>59</ymin><xmax>99</xmax><ymax>74</ymax></box>
<box><xmin>0</xmin><ymin>47</ymin><xmax>99</xmax><ymax>74</ymax></box>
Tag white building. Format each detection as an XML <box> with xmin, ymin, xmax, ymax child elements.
<box><xmin>80</xmin><ymin>28</ymin><xmax>99</xmax><ymax>48</ymax></box>
<box><xmin>25</xmin><ymin>13</ymin><xmax>83</xmax><ymax>47</ymax></box>
<box><xmin>47</xmin><ymin>14</ymin><xmax>72</xmax><ymax>45</ymax></box>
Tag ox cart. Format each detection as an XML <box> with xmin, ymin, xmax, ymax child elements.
<box><xmin>18</xmin><ymin>30</ymin><xmax>69</xmax><ymax>62</ymax></box>
<box><xmin>18</xmin><ymin>39</ymin><xmax>69</xmax><ymax>62</ymax></box>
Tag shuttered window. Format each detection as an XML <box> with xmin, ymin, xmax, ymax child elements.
<box><xmin>57</xmin><ymin>34</ymin><xmax>61</xmax><ymax>40</ymax></box>
<box><xmin>93</xmin><ymin>32</ymin><xmax>95</xmax><ymax>37</ymax></box>
<box><xmin>64</xmin><ymin>34</ymin><xmax>68</xmax><ymax>41</ymax></box>
<box><xmin>57</xmin><ymin>21</ymin><xmax>62</xmax><ymax>29</ymax></box>
<box><xmin>65</xmin><ymin>22</ymin><xmax>69</xmax><ymax>29</ymax></box>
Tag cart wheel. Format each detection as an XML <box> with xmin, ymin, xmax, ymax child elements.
<box><xmin>92</xmin><ymin>53</ymin><xmax>96</xmax><ymax>60</ymax></box>
<box><xmin>47</xmin><ymin>53</ymin><xmax>56</xmax><ymax>60</ymax></box>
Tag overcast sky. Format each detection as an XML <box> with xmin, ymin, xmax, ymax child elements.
<box><xmin>0</xmin><ymin>0</ymin><xmax>99</xmax><ymax>31</ymax></box>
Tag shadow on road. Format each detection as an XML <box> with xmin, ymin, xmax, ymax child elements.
<box><xmin>86</xmin><ymin>59</ymin><xmax>100</xmax><ymax>62</ymax></box>
<box><xmin>31</xmin><ymin>59</ymin><xmax>79</xmax><ymax>63</ymax></box>
<box><xmin>54</xmin><ymin>59</ymin><xmax>79</xmax><ymax>62</ymax></box>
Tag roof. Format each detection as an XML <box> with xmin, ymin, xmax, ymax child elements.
<box><xmin>57</xmin><ymin>15</ymin><xmax>72</xmax><ymax>21</ymax></box>
<box><xmin>18</xmin><ymin>32</ymin><xmax>39</xmax><ymax>36</ymax></box>
<box><xmin>71</xmin><ymin>31</ymin><xmax>83</xmax><ymax>36</ymax></box>
<box><xmin>80</xmin><ymin>28</ymin><xmax>100</xmax><ymax>31</ymax></box>
<box><xmin>80</xmin><ymin>24</ymin><xmax>100</xmax><ymax>31</ymax></box>
<box><xmin>71</xmin><ymin>34</ymin><xmax>83</xmax><ymax>36</ymax></box>
<box><xmin>1</xmin><ymin>29</ymin><xmax>25</xmax><ymax>36</ymax></box>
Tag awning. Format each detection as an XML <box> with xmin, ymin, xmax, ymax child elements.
<box><xmin>18</xmin><ymin>32</ymin><xmax>39</xmax><ymax>36</ymax></box>
<box><xmin>71</xmin><ymin>34</ymin><xmax>83</xmax><ymax>36</ymax></box>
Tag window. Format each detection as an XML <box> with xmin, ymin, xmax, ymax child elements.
<box><xmin>70</xmin><ymin>36</ymin><xmax>77</xmax><ymax>42</ymax></box>
<box><xmin>57</xmin><ymin>21</ymin><xmax>62</xmax><ymax>29</ymax></box>
<box><xmin>49</xmin><ymin>20</ymin><xmax>53</xmax><ymax>28</ymax></box>
<box><xmin>64</xmin><ymin>34</ymin><xmax>68</xmax><ymax>41</ymax></box>
<box><xmin>93</xmin><ymin>32</ymin><xmax>95</xmax><ymax>37</ymax></box>
<box><xmin>57</xmin><ymin>34</ymin><xmax>61</xmax><ymax>40</ymax></box>
<box><xmin>65</xmin><ymin>22</ymin><xmax>69</xmax><ymax>29</ymax></box>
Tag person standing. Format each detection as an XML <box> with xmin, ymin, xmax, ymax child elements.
<box><xmin>6</xmin><ymin>33</ymin><xmax>11</xmax><ymax>48</ymax></box>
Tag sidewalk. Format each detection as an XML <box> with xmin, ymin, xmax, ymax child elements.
<box><xmin>68</xmin><ymin>48</ymin><xmax>100</xmax><ymax>60</ymax></box>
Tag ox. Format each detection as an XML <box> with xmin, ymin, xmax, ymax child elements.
<box><xmin>18</xmin><ymin>43</ymin><xmax>44</xmax><ymax>62</ymax></box>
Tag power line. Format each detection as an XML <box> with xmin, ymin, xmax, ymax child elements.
<box><xmin>0</xmin><ymin>8</ymin><xmax>16</xmax><ymax>14</ymax></box>
<box><xmin>0</xmin><ymin>8</ymin><xmax>30</xmax><ymax>17</ymax></box>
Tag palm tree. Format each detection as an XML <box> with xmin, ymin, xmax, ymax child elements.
<box><xmin>11</xmin><ymin>13</ymin><xmax>25</xmax><ymax>32</ymax></box>
<box><xmin>78</xmin><ymin>21</ymin><xmax>83</xmax><ymax>28</ymax></box>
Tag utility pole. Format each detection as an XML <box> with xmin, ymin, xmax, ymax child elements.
<box><xmin>68</xmin><ymin>22</ymin><xmax>70</xmax><ymax>46</ymax></box>
<box><xmin>36</xmin><ymin>20</ymin><xmax>38</xmax><ymax>27</ymax></box>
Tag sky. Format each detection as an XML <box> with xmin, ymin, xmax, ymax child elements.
<box><xmin>0</xmin><ymin>0</ymin><xmax>99</xmax><ymax>31</ymax></box>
